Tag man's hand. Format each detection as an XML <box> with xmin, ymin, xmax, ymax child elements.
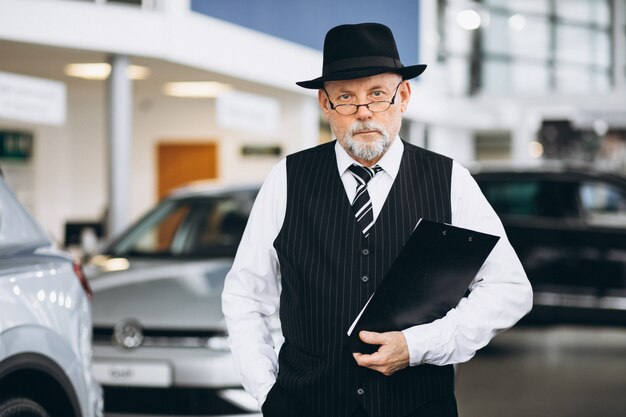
<box><xmin>352</xmin><ymin>331</ymin><xmax>410</xmax><ymax>376</ymax></box>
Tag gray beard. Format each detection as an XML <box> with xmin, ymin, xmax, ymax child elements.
<box><xmin>338</xmin><ymin>121</ymin><xmax>392</xmax><ymax>162</ymax></box>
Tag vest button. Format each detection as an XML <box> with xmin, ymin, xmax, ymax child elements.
<box><xmin>357</xmin><ymin>388</ymin><xmax>365</xmax><ymax>396</ymax></box>
<box><xmin>362</xmin><ymin>248</ymin><xmax>370</xmax><ymax>255</ymax></box>
<box><xmin>361</xmin><ymin>275</ymin><xmax>369</xmax><ymax>283</ymax></box>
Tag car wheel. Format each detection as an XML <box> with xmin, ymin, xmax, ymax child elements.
<box><xmin>0</xmin><ymin>398</ymin><xmax>50</xmax><ymax>417</ymax></box>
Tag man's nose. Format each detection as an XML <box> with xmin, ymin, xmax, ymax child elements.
<box><xmin>355</xmin><ymin>104</ymin><xmax>373</xmax><ymax>120</ymax></box>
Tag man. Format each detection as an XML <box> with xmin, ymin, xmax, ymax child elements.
<box><xmin>222</xmin><ymin>23</ymin><xmax>532</xmax><ymax>417</ymax></box>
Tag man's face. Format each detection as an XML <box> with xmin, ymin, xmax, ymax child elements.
<box><xmin>318</xmin><ymin>73</ymin><xmax>411</xmax><ymax>165</ymax></box>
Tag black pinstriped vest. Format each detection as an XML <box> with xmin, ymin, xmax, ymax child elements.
<box><xmin>273</xmin><ymin>140</ymin><xmax>454</xmax><ymax>417</ymax></box>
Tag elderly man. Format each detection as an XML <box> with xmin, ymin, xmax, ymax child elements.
<box><xmin>222</xmin><ymin>23</ymin><xmax>532</xmax><ymax>417</ymax></box>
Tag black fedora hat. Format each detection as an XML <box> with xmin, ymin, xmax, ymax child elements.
<box><xmin>296</xmin><ymin>22</ymin><xmax>427</xmax><ymax>89</ymax></box>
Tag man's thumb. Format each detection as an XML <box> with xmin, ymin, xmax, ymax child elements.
<box><xmin>359</xmin><ymin>331</ymin><xmax>382</xmax><ymax>344</ymax></box>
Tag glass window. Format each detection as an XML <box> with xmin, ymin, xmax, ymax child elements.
<box><xmin>591</xmin><ymin>68</ymin><xmax>611</xmax><ymax>92</ymax></box>
<box><xmin>554</xmin><ymin>65</ymin><xmax>610</xmax><ymax>94</ymax></box>
<box><xmin>483</xmin><ymin>14</ymin><xmax>550</xmax><ymax>60</ymax></box>
<box><xmin>458</xmin><ymin>0</ymin><xmax>615</xmax><ymax>95</ymax></box>
<box><xmin>447</xmin><ymin>56</ymin><xmax>472</xmax><ymax>95</ymax></box>
<box><xmin>555</xmin><ymin>65</ymin><xmax>591</xmax><ymax>93</ymax></box>
<box><xmin>579</xmin><ymin>182</ymin><xmax>626</xmax><ymax>227</ymax></box>
<box><xmin>483</xmin><ymin>0</ymin><xmax>550</xmax><ymax>14</ymax></box>
<box><xmin>482</xmin><ymin>61</ymin><xmax>549</xmax><ymax>95</ymax></box>
<box><xmin>555</xmin><ymin>0</ymin><xmax>610</xmax><ymax>26</ymax></box>
<box><xmin>481</xmin><ymin>60</ymin><xmax>511</xmax><ymax>94</ymax></box>
<box><xmin>109</xmin><ymin>191</ymin><xmax>256</xmax><ymax>258</ymax></box>
<box><xmin>556</xmin><ymin>26</ymin><xmax>609</xmax><ymax>66</ymax></box>
<box><xmin>512</xmin><ymin>62</ymin><xmax>550</xmax><ymax>94</ymax></box>
<box><xmin>592</xmin><ymin>30</ymin><xmax>611</xmax><ymax>68</ymax></box>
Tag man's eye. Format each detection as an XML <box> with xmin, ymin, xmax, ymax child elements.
<box><xmin>339</xmin><ymin>94</ymin><xmax>351</xmax><ymax>100</ymax></box>
<box><xmin>372</xmin><ymin>91</ymin><xmax>384</xmax><ymax>97</ymax></box>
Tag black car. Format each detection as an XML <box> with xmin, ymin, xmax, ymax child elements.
<box><xmin>472</xmin><ymin>164</ymin><xmax>626</xmax><ymax>325</ymax></box>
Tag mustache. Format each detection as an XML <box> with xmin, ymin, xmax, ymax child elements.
<box><xmin>348</xmin><ymin>121</ymin><xmax>387</xmax><ymax>136</ymax></box>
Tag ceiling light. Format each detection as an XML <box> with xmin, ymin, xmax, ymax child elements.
<box><xmin>162</xmin><ymin>82</ymin><xmax>233</xmax><ymax>98</ymax></box>
<box><xmin>127</xmin><ymin>65</ymin><xmax>151</xmax><ymax>80</ymax></box>
<box><xmin>65</xmin><ymin>63</ymin><xmax>110</xmax><ymax>80</ymax></box>
<box><xmin>64</xmin><ymin>63</ymin><xmax>150</xmax><ymax>80</ymax></box>
<box><xmin>508</xmin><ymin>14</ymin><xmax>527</xmax><ymax>32</ymax></box>
<box><xmin>456</xmin><ymin>9</ymin><xmax>482</xmax><ymax>30</ymax></box>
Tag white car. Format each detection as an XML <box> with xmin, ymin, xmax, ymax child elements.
<box><xmin>86</xmin><ymin>183</ymin><xmax>277</xmax><ymax>416</ymax></box>
<box><xmin>0</xmin><ymin>174</ymin><xmax>103</xmax><ymax>417</ymax></box>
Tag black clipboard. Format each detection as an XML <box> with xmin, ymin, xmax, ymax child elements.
<box><xmin>347</xmin><ymin>218</ymin><xmax>500</xmax><ymax>354</ymax></box>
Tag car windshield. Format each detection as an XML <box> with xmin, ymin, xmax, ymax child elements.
<box><xmin>0</xmin><ymin>178</ymin><xmax>49</xmax><ymax>252</ymax></box>
<box><xmin>106</xmin><ymin>191</ymin><xmax>256</xmax><ymax>258</ymax></box>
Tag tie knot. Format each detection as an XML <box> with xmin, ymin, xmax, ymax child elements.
<box><xmin>348</xmin><ymin>164</ymin><xmax>383</xmax><ymax>185</ymax></box>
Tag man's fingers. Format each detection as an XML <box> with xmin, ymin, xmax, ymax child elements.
<box><xmin>352</xmin><ymin>354</ymin><xmax>394</xmax><ymax>375</ymax></box>
<box><xmin>359</xmin><ymin>330</ymin><xmax>386</xmax><ymax>345</ymax></box>
<box><xmin>353</xmin><ymin>351</ymin><xmax>383</xmax><ymax>367</ymax></box>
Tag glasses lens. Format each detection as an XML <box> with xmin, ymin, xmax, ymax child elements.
<box><xmin>335</xmin><ymin>105</ymin><xmax>358</xmax><ymax>116</ymax></box>
<box><xmin>368</xmin><ymin>101</ymin><xmax>392</xmax><ymax>112</ymax></box>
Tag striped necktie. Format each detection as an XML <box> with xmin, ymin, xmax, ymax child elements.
<box><xmin>347</xmin><ymin>163</ymin><xmax>383</xmax><ymax>238</ymax></box>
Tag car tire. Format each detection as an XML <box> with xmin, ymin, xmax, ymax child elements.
<box><xmin>0</xmin><ymin>398</ymin><xmax>50</xmax><ymax>417</ymax></box>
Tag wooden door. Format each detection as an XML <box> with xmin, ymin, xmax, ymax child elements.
<box><xmin>157</xmin><ymin>142</ymin><xmax>218</xmax><ymax>200</ymax></box>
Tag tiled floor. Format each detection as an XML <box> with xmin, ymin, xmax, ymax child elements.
<box><xmin>455</xmin><ymin>326</ymin><xmax>626</xmax><ymax>417</ymax></box>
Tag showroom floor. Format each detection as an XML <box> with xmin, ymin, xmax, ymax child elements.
<box><xmin>456</xmin><ymin>325</ymin><xmax>626</xmax><ymax>417</ymax></box>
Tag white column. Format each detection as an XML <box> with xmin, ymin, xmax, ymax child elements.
<box><xmin>419</xmin><ymin>0</ymin><xmax>439</xmax><ymax>65</ymax></box>
<box><xmin>612</xmin><ymin>0</ymin><xmax>625</xmax><ymax>92</ymax></box>
<box><xmin>106</xmin><ymin>54</ymin><xmax>132</xmax><ymax>238</ymax></box>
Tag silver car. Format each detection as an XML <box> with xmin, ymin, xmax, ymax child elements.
<box><xmin>86</xmin><ymin>183</ymin><xmax>277</xmax><ymax>416</ymax></box>
<box><xmin>0</xmin><ymin>174</ymin><xmax>103</xmax><ymax>417</ymax></box>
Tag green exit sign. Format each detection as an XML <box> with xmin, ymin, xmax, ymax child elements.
<box><xmin>0</xmin><ymin>131</ymin><xmax>33</xmax><ymax>161</ymax></box>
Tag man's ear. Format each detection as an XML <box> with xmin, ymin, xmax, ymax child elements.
<box><xmin>399</xmin><ymin>81</ymin><xmax>411</xmax><ymax>113</ymax></box>
<box><xmin>318</xmin><ymin>89</ymin><xmax>331</xmax><ymax>119</ymax></box>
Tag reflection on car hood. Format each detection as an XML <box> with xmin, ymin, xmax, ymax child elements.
<box><xmin>88</xmin><ymin>258</ymin><xmax>233</xmax><ymax>330</ymax></box>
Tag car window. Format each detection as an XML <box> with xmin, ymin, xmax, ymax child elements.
<box><xmin>109</xmin><ymin>191</ymin><xmax>256</xmax><ymax>258</ymax></box>
<box><xmin>0</xmin><ymin>178</ymin><xmax>48</xmax><ymax>251</ymax></box>
<box><xmin>131</xmin><ymin>203</ymin><xmax>192</xmax><ymax>254</ymax></box>
<box><xmin>579</xmin><ymin>182</ymin><xmax>626</xmax><ymax>228</ymax></box>
<box><xmin>478</xmin><ymin>179</ymin><xmax>577</xmax><ymax>219</ymax></box>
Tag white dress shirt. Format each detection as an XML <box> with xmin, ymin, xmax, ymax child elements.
<box><xmin>222</xmin><ymin>138</ymin><xmax>533</xmax><ymax>409</ymax></box>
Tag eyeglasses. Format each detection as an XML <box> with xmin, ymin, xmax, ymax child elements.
<box><xmin>323</xmin><ymin>82</ymin><xmax>403</xmax><ymax>116</ymax></box>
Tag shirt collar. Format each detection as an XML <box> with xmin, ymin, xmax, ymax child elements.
<box><xmin>335</xmin><ymin>136</ymin><xmax>404</xmax><ymax>181</ymax></box>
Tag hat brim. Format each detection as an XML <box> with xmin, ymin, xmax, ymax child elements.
<box><xmin>296</xmin><ymin>64</ymin><xmax>426</xmax><ymax>89</ymax></box>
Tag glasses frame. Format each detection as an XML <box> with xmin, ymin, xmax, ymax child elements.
<box><xmin>322</xmin><ymin>81</ymin><xmax>403</xmax><ymax>116</ymax></box>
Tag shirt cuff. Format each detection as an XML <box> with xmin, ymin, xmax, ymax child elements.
<box><xmin>402</xmin><ymin>320</ymin><xmax>445</xmax><ymax>366</ymax></box>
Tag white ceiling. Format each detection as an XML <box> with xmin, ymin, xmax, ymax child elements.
<box><xmin>0</xmin><ymin>39</ymin><xmax>306</xmax><ymax>99</ymax></box>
